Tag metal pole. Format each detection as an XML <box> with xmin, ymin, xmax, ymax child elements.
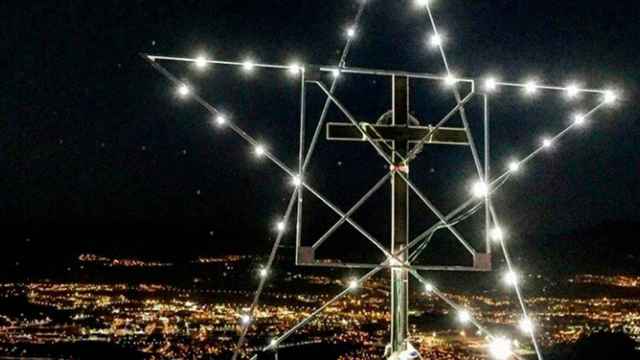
<box><xmin>390</xmin><ymin>75</ymin><xmax>409</xmax><ymax>355</ymax></box>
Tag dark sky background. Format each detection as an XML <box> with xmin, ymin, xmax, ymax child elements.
<box><xmin>3</xmin><ymin>1</ymin><xmax>639</xmax><ymax>275</ymax></box>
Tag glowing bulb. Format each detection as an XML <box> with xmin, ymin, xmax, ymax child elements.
<box><xmin>471</xmin><ymin>180</ymin><xmax>489</xmax><ymax>198</ymax></box>
<box><xmin>259</xmin><ymin>268</ymin><xmax>268</xmax><ymax>278</ymax></box>
<box><xmin>489</xmin><ymin>227</ymin><xmax>504</xmax><ymax>243</ymax></box>
<box><xmin>242</xmin><ymin>59</ymin><xmax>255</xmax><ymax>72</ymax></box>
<box><xmin>457</xmin><ymin>310</ymin><xmax>471</xmax><ymax>324</ymax></box>
<box><xmin>603</xmin><ymin>89</ymin><xmax>618</xmax><ymax>104</ymax></box>
<box><xmin>565</xmin><ymin>84</ymin><xmax>579</xmax><ymax>99</ymax></box>
<box><xmin>484</xmin><ymin>77</ymin><xmax>498</xmax><ymax>92</ymax></box>
<box><xmin>519</xmin><ymin>317</ymin><xmax>534</xmax><ymax>334</ymax></box>
<box><xmin>270</xmin><ymin>338</ymin><xmax>278</xmax><ymax>347</ymax></box>
<box><xmin>291</xmin><ymin>174</ymin><xmax>302</xmax><ymax>187</ymax></box>
<box><xmin>240</xmin><ymin>314</ymin><xmax>251</xmax><ymax>325</ymax></box>
<box><xmin>541</xmin><ymin>137</ymin><xmax>553</xmax><ymax>149</ymax></box>
<box><xmin>288</xmin><ymin>62</ymin><xmax>302</xmax><ymax>75</ymax></box>
<box><xmin>254</xmin><ymin>144</ymin><xmax>266</xmax><ymax>157</ymax></box>
<box><xmin>276</xmin><ymin>221</ymin><xmax>286</xmax><ymax>232</ymax></box>
<box><xmin>508</xmin><ymin>161</ymin><xmax>520</xmax><ymax>173</ymax></box>
<box><xmin>194</xmin><ymin>55</ymin><xmax>208</xmax><ymax>69</ymax></box>
<box><xmin>444</xmin><ymin>73</ymin><xmax>457</xmax><ymax>86</ymax></box>
<box><xmin>573</xmin><ymin>113</ymin><xmax>586</xmax><ymax>126</ymax></box>
<box><xmin>346</xmin><ymin>26</ymin><xmax>357</xmax><ymax>38</ymax></box>
<box><xmin>414</xmin><ymin>0</ymin><xmax>430</xmax><ymax>8</ymax></box>
<box><xmin>429</xmin><ymin>33</ymin><xmax>442</xmax><ymax>48</ymax></box>
<box><xmin>524</xmin><ymin>81</ymin><xmax>538</xmax><ymax>95</ymax></box>
<box><xmin>488</xmin><ymin>337</ymin><xmax>512</xmax><ymax>360</ymax></box>
<box><xmin>331</xmin><ymin>69</ymin><xmax>341</xmax><ymax>78</ymax></box>
<box><xmin>176</xmin><ymin>84</ymin><xmax>190</xmax><ymax>97</ymax></box>
<box><xmin>348</xmin><ymin>279</ymin><xmax>359</xmax><ymax>290</ymax></box>
<box><xmin>424</xmin><ymin>283</ymin><xmax>434</xmax><ymax>292</ymax></box>
<box><xmin>503</xmin><ymin>270</ymin><xmax>519</xmax><ymax>286</ymax></box>
<box><xmin>215</xmin><ymin>115</ymin><xmax>227</xmax><ymax>126</ymax></box>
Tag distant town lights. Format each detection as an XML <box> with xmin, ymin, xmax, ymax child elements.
<box><xmin>488</xmin><ymin>337</ymin><xmax>512</xmax><ymax>360</ymax></box>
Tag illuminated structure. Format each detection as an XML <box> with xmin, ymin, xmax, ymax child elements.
<box><xmin>141</xmin><ymin>1</ymin><xmax>619</xmax><ymax>359</ymax></box>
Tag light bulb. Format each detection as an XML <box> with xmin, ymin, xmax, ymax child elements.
<box><xmin>524</xmin><ymin>81</ymin><xmax>538</xmax><ymax>95</ymax></box>
<box><xmin>484</xmin><ymin>77</ymin><xmax>498</xmax><ymax>92</ymax></box>
<box><xmin>242</xmin><ymin>59</ymin><xmax>255</xmax><ymax>72</ymax></box>
<box><xmin>288</xmin><ymin>62</ymin><xmax>302</xmax><ymax>75</ymax></box>
<box><xmin>444</xmin><ymin>73</ymin><xmax>457</xmax><ymax>86</ymax></box>
<box><xmin>488</xmin><ymin>337</ymin><xmax>512</xmax><ymax>360</ymax></box>
<box><xmin>176</xmin><ymin>84</ymin><xmax>190</xmax><ymax>97</ymax></box>
<box><xmin>414</xmin><ymin>0</ymin><xmax>430</xmax><ymax>8</ymax></box>
<box><xmin>194</xmin><ymin>55</ymin><xmax>208</xmax><ymax>69</ymax></box>
<box><xmin>240</xmin><ymin>314</ymin><xmax>251</xmax><ymax>325</ymax></box>
<box><xmin>573</xmin><ymin>113</ymin><xmax>586</xmax><ymax>125</ymax></box>
<box><xmin>259</xmin><ymin>268</ymin><xmax>268</xmax><ymax>278</ymax></box>
<box><xmin>457</xmin><ymin>310</ymin><xmax>471</xmax><ymax>324</ymax></box>
<box><xmin>215</xmin><ymin>115</ymin><xmax>226</xmax><ymax>126</ymax></box>
<box><xmin>503</xmin><ymin>270</ymin><xmax>519</xmax><ymax>286</ymax></box>
<box><xmin>603</xmin><ymin>89</ymin><xmax>618</xmax><ymax>104</ymax></box>
<box><xmin>424</xmin><ymin>283</ymin><xmax>434</xmax><ymax>292</ymax></box>
<box><xmin>291</xmin><ymin>174</ymin><xmax>302</xmax><ymax>187</ymax></box>
<box><xmin>346</xmin><ymin>26</ymin><xmax>357</xmax><ymax>38</ymax></box>
<box><xmin>519</xmin><ymin>317</ymin><xmax>534</xmax><ymax>334</ymax></box>
<box><xmin>565</xmin><ymin>84</ymin><xmax>579</xmax><ymax>99</ymax></box>
<box><xmin>489</xmin><ymin>227</ymin><xmax>504</xmax><ymax>243</ymax></box>
<box><xmin>254</xmin><ymin>144</ymin><xmax>266</xmax><ymax>157</ymax></box>
<box><xmin>331</xmin><ymin>69</ymin><xmax>341</xmax><ymax>78</ymax></box>
<box><xmin>471</xmin><ymin>180</ymin><xmax>489</xmax><ymax>198</ymax></box>
<box><xmin>348</xmin><ymin>279</ymin><xmax>359</xmax><ymax>290</ymax></box>
<box><xmin>541</xmin><ymin>137</ymin><xmax>553</xmax><ymax>149</ymax></box>
<box><xmin>429</xmin><ymin>34</ymin><xmax>442</xmax><ymax>48</ymax></box>
<box><xmin>508</xmin><ymin>161</ymin><xmax>520</xmax><ymax>173</ymax></box>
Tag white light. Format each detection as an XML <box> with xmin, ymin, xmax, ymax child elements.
<box><xmin>489</xmin><ymin>227</ymin><xmax>504</xmax><ymax>243</ymax></box>
<box><xmin>194</xmin><ymin>55</ymin><xmax>208</xmax><ymax>69</ymax></box>
<box><xmin>484</xmin><ymin>77</ymin><xmax>498</xmax><ymax>92</ymax></box>
<box><xmin>565</xmin><ymin>83</ymin><xmax>579</xmax><ymax>99</ymax></box>
<box><xmin>457</xmin><ymin>310</ymin><xmax>471</xmax><ymax>324</ymax></box>
<box><xmin>288</xmin><ymin>62</ymin><xmax>302</xmax><ymax>75</ymax></box>
<box><xmin>429</xmin><ymin>33</ymin><xmax>442</xmax><ymax>48</ymax></box>
<box><xmin>444</xmin><ymin>73</ymin><xmax>457</xmax><ymax>86</ymax></box>
<box><xmin>508</xmin><ymin>161</ymin><xmax>520</xmax><ymax>173</ymax></box>
<box><xmin>242</xmin><ymin>59</ymin><xmax>255</xmax><ymax>72</ymax></box>
<box><xmin>240</xmin><ymin>314</ymin><xmax>251</xmax><ymax>325</ymax></box>
<box><xmin>603</xmin><ymin>89</ymin><xmax>618</xmax><ymax>104</ymax></box>
<box><xmin>270</xmin><ymin>338</ymin><xmax>278</xmax><ymax>347</ymax></box>
<box><xmin>503</xmin><ymin>270</ymin><xmax>519</xmax><ymax>286</ymax></box>
<box><xmin>331</xmin><ymin>69</ymin><xmax>341</xmax><ymax>78</ymax></box>
<box><xmin>259</xmin><ymin>268</ymin><xmax>268</xmax><ymax>278</ymax></box>
<box><xmin>176</xmin><ymin>84</ymin><xmax>190</xmax><ymax>97</ymax></box>
<box><xmin>414</xmin><ymin>0</ymin><xmax>430</xmax><ymax>8</ymax></box>
<box><xmin>541</xmin><ymin>137</ymin><xmax>553</xmax><ymax>149</ymax></box>
<box><xmin>524</xmin><ymin>81</ymin><xmax>538</xmax><ymax>95</ymax></box>
<box><xmin>488</xmin><ymin>337</ymin><xmax>512</xmax><ymax>360</ymax></box>
<box><xmin>215</xmin><ymin>115</ymin><xmax>227</xmax><ymax>126</ymax></box>
<box><xmin>346</xmin><ymin>26</ymin><xmax>357</xmax><ymax>38</ymax></box>
<box><xmin>519</xmin><ymin>317</ymin><xmax>534</xmax><ymax>334</ymax></box>
<box><xmin>291</xmin><ymin>174</ymin><xmax>302</xmax><ymax>187</ymax></box>
<box><xmin>276</xmin><ymin>221</ymin><xmax>286</xmax><ymax>232</ymax></box>
<box><xmin>348</xmin><ymin>279</ymin><xmax>359</xmax><ymax>290</ymax></box>
<box><xmin>573</xmin><ymin>113</ymin><xmax>586</xmax><ymax>126</ymax></box>
<box><xmin>254</xmin><ymin>144</ymin><xmax>266</xmax><ymax>157</ymax></box>
<box><xmin>471</xmin><ymin>180</ymin><xmax>489</xmax><ymax>198</ymax></box>
<box><xmin>424</xmin><ymin>283</ymin><xmax>434</xmax><ymax>292</ymax></box>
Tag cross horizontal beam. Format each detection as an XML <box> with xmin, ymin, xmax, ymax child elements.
<box><xmin>326</xmin><ymin>123</ymin><xmax>469</xmax><ymax>145</ymax></box>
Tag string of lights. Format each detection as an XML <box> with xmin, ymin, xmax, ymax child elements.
<box><xmin>142</xmin><ymin>0</ymin><xmax>620</xmax><ymax>358</ymax></box>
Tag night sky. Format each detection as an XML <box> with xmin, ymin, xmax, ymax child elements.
<box><xmin>4</xmin><ymin>1</ymin><xmax>639</xmax><ymax>274</ymax></box>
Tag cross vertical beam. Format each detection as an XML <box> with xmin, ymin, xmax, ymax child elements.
<box><xmin>390</xmin><ymin>75</ymin><xmax>409</xmax><ymax>355</ymax></box>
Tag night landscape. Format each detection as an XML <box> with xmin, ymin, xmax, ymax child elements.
<box><xmin>4</xmin><ymin>1</ymin><xmax>640</xmax><ymax>359</ymax></box>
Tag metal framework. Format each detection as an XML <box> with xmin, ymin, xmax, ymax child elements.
<box><xmin>140</xmin><ymin>1</ymin><xmax>619</xmax><ymax>360</ymax></box>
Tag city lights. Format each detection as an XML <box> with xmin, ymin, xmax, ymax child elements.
<box><xmin>240</xmin><ymin>314</ymin><xmax>251</xmax><ymax>325</ymax></box>
<box><xmin>519</xmin><ymin>317</ymin><xmax>534</xmax><ymax>334</ymax></box>
<box><xmin>348</xmin><ymin>279</ymin><xmax>359</xmax><ymax>290</ymax></box>
<box><xmin>424</xmin><ymin>283</ymin><xmax>434</xmax><ymax>293</ymax></box>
